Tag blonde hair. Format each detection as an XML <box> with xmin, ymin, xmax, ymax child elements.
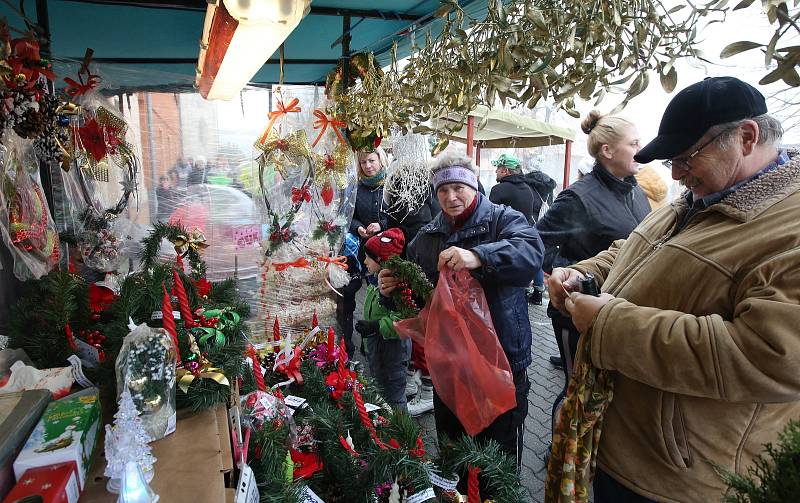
<box><xmin>357</xmin><ymin>146</ymin><xmax>389</xmax><ymax>176</ymax></box>
<box><xmin>581</xmin><ymin>109</ymin><xmax>635</xmax><ymax>159</ymax></box>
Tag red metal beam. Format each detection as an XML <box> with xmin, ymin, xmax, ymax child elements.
<box><xmin>562</xmin><ymin>139</ymin><xmax>572</xmax><ymax>189</ymax></box>
<box><xmin>466</xmin><ymin>115</ymin><xmax>475</xmax><ymax>158</ymax></box>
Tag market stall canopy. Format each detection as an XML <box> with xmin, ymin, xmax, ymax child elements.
<box><xmin>0</xmin><ymin>0</ymin><xmax>491</xmax><ymax>93</ymax></box>
<box><xmin>435</xmin><ymin>105</ymin><xmax>577</xmax><ymax>148</ymax></box>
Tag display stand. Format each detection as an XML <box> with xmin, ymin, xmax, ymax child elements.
<box><xmin>80</xmin><ymin>405</ymin><xmax>234</xmax><ymax>502</ymax></box>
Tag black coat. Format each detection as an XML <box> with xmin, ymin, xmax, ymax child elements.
<box><xmin>349</xmin><ymin>181</ymin><xmax>387</xmax><ymax>236</ymax></box>
<box><xmin>536</xmin><ymin>162</ymin><xmax>651</xmax><ymax>272</ymax></box>
<box><xmin>384</xmin><ymin>186</ymin><xmax>441</xmax><ymax>245</ymax></box>
<box><xmin>522</xmin><ymin>170</ymin><xmax>557</xmax><ymax>219</ymax></box>
<box><xmin>488</xmin><ymin>174</ymin><xmax>536</xmax><ymax>224</ymax></box>
<box><xmin>408</xmin><ymin>194</ymin><xmax>543</xmax><ymax>371</ymax></box>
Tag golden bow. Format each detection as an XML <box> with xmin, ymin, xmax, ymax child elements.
<box><xmin>256</xmin><ymin>130</ymin><xmax>312</xmax><ymax>178</ymax></box>
<box><xmin>172</xmin><ymin>228</ymin><xmax>209</xmax><ymax>256</ymax></box>
<box><xmin>258</xmin><ymin>97</ymin><xmax>301</xmax><ymax>145</ymax></box>
<box><xmin>177</xmin><ymin>358</ymin><xmax>230</xmax><ymax>394</ymax></box>
<box><xmin>312</xmin><ymin>109</ymin><xmax>347</xmax><ymax>147</ymax></box>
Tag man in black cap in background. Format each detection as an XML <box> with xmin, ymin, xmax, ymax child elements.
<box><xmin>547</xmin><ymin>76</ymin><xmax>800</xmax><ymax>501</ymax></box>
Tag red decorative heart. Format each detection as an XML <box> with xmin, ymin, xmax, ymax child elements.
<box><xmin>321</xmin><ymin>184</ymin><xmax>334</xmax><ymax>206</ymax></box>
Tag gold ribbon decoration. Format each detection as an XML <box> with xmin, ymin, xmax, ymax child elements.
<box><xmin>256</xmin><ymin>130</ymin><xmax>312</xmax><ymax>179</ymax></box>
<box><xmin>171</xmin><ymin>228</ymin><xmax>209</xmax><ymax>256</ymax></box>
<box><xmin>177</xmin><ymin>356</ymin><xmax>230</xmax><ymax>394</ymax></box>
<box><xmin>257</xmin><ymin>97</ymin><xmax>301</xmax><ymax>145</ymax></box>
<box><xmin>313</xmin><ymin>142</ymin><xmax>350</xmax><ymax>189</ymax></box>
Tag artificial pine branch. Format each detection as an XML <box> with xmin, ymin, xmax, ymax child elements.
<box><xmin>717</xmin><ymin>419</ymin><xmax>800</xmax><ymax>503</ymax></box>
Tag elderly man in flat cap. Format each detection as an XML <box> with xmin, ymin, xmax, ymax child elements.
<box><xmin>548</xmin><ymin>76</ymin><xmax>800</xmax><ymax>502</ymax></box>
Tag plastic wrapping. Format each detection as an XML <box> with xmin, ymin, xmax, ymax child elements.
<box><xmin>252</xmin><ymin>90</ymin><xmax>357</xmax><ymax>340</ymax></box>
<box><xmin>115</xmin><ymin>322</ymin><xmax>177</xmax><ymax>441</ymax></box>
<box><xmin>58</xmin><ymin>82</ymin><xmax>140</xmax><ymax>275</ymax></box>
<box><xmin>0</xmin><ymin>136</ymin><xmax>60</xmax><ymax>280</ymax></box>
<box><xmin>395</xmin><ymin>268</ymin><xmax>516</xmax><ymax>435</ymax></box>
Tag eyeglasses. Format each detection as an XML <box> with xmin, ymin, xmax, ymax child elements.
<box><xmin>662</xmin><ymin>129</ymin><xmax>729</xmax><ymax>171</ymax></box>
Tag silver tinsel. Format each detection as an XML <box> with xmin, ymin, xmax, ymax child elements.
<box><xmin>383</xmin><ymin>132</ymin><xmax>432</xmax><ymax>220</ymax></box>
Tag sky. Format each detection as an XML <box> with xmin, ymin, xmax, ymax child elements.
<box><xmin>563</xmin><ymin>4</ymin><xmax>800</xmax><ymax>146</ymax></box>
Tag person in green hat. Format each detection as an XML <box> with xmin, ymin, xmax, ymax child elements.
<box><xmin>489</xmin><ymin>154</ymin><xmax>536</xmax><ymax>225</ymax></box>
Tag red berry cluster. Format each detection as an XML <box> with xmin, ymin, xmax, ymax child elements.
<box><xmin>397</xmin><ymin>281</ymin><xmax>417</xmax><ymax>309</ymax></box>
<box><xmin>78</xmin><ymin>329</ymin><xmax>106</xmax><ymax>349</ymax></box>
<box><xmin>196</xmin><ymin>313</ymin><xmax>219</xmax><ymax>328</ymax></box>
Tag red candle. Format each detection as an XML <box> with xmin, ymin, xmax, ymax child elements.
<box><xmin>162</xmin><ymin>283</ymin><xmax>181</xmax><ymax>364</ymax></box>
<box><xmin>468</xmin><ymin>466</ymin><xmax>481</xmax><ymax>503</ymax></box>
<box><xmin>172</xmin><ymin>270</ymin><xmax>193</xmax><ymax>328</ymax></box>
<box><xmin>338</xmin><ymin>336</ymin><xmax>347</xmax><ymax>376</ymax></box>
<box><xmin>312</xmin><ymin>310</ymin><xmax>318</xmax><ymax>328</ymax></box>
<box><xmin>248</xmin><ymin>346</ymin><xmax>266</xmax><ymax>391</ymax></box>
<box><xmin>352</xmin><ymin>387</ymin><xmax>386</xmax><ymax>450</ymax></box>
<box><xmin>327</xmin><ymin>326</ymin><xmax>335</xmax><ymax>354</ymax></box>
<box><xmin>273</xmin><ymin>316</ymin><xmax>281</xmax><ymax>353</ymax></box>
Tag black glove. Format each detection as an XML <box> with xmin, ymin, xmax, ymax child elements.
<box><xmin>355</xmin><ymin>319</ymin><xmax>380</xmax><ymax>337</ymax></box>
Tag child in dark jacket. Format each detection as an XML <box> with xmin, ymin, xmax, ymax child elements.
<box><xmin>355</xmin><ymin>228</ymin><xmax>412</xmax><ymax>412</ymax></box>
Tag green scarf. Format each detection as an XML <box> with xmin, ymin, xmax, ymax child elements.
<box><xmin>360</xmin><ymin>169</ymin><xmax>386</xmax><ymax>187</ymax></box>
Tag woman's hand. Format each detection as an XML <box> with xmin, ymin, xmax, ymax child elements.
<box><xmin>437</xmin><ymin>247</ymin><xmax>482</xmax><ymax>271</ymax></box>
<box><xmin>378</xmin><ymin>268</ymin><xmax>400</xmax><ymax>297</ymax></box>
<box><xmin>357</xmin><ymin>226</ymin><xmax>369</xmax><ymax>238</ymax></box>
<box><xmin>366</xmin><ymin>222</ymin><xmax>382</xmax><ymax>236</ymax></box>
<box><xmin>547</xmin><ymin>268</ymin><xmax>585</xmax><ymax>314</ymax></box>
<box><xmin>565</xmin><ymin>292</ymin><xmax>615</xmax><ymax>333</ymax></box>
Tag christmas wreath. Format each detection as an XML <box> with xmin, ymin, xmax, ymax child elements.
<box><xmin>139</xmin><ymin>222</ymin><xmax>208</xmax><ymax>279</ymax></box>
<box><xmin>383</xmin><ymin>255</ymin><xmax>433</xmax><ymax>319</ymax></box>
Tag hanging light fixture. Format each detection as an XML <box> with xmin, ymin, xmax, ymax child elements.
<box><xmin>196</xmin><ymin>0</ymin><xmax>311</xmax><ymax>100</ymax></box>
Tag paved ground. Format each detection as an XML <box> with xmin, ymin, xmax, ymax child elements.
<box><xmin>351</xmin><ymin>289</ymin><xmax>563</xmax><ymax>503</ymax></box>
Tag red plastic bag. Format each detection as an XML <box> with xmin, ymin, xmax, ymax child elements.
<box><xmin>395</xmin><ymin>267</ymin><xmax>516</xmax><ymax>435</ymax></box>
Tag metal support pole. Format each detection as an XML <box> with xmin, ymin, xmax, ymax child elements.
<box><xmin>467</xmin><ymin>115</ymin><xmax>475</xmax><ymax>158</ymax></box>
<box><xmin>35</xmin><ymin>0</ymin><xmax>55</xmax><ymax>216</ymax></box>
<box><xmin>341</xmin><ymin>15</ymin><xmax>352</xmax><ymax>91</ymax></box>
<box><xmin>563</xmin><ymin>140</ymin><xmax>572</xmax><ymax>190</ymax></box>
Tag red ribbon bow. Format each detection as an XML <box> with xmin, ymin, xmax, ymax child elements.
<box><xmin>272</xmin><ymin>257</ymin><xmax>312</xmax><ymax>272</ymax></box>
<box><xmin>312</xmin><ymin>109</ymin><xmax>347</xmax><ymax>147</ymax></box>
<box><xmin>276</xmin><ymin>349</ymin><xmax>304</xmax><ymax>385</ymax></box>
<box><xmin>317</xmin><ymin>254</ymin><xmax>348</xmax><ymax>270</ymax></box>
<box><xmin>291</xmin><ymin>185</ymin><xmax>312</xmax><ymax>204</ymax></box>
<box><xmin>258</xmin><ymin>98</ymin><xmax>301</xmax><ymax>145</ymax></box>
<box><xmin>88</xmin><ymin>283</ymin><xmax>116</xmax><ymax>314</ymax></box>
<box><xmin>64</xmin><ymin>74</ymin><xmax>101</xmax><ymax>97</ymax></box>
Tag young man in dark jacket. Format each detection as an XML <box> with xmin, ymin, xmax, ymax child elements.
<box><xmin>488</xmin><ymin>154</ymin><xmax>536</xmax><ymax>224</ymax></box>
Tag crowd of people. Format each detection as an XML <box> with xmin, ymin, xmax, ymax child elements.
<box><xmin>338</xmin><ymin>76</ymin><xmax>800</xmax><ymax>502</ymax></box>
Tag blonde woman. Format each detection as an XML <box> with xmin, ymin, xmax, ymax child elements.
<box><xmin>536</xmin><ymin>110</ymin><xmax>651</xmax><ymax>370</ymax></box>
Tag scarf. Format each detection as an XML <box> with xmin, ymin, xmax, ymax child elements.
<box><xmin>360</xmin><ymin>169</ymin><xmax>386</xmax><ymax>187</ymax></box>
<box><xmin>447</xmin><ymin>195</ymin><xmax>478</xmax><ymax>231</ymax></box>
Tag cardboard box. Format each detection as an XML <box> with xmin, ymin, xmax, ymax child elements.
<box><xmin>0</xmin><ymin>390</ymin><xmax>51</xmax><ymax>500</ymax></box>
<box><xmin>13</xmin><ymin>391</ymin><xmax>100</xmax><ymax>490</ymax></box>
<box><xmin>3</xmin><ymin>461</ymin><xmax>80</xmax><ymax>503</ymax></box>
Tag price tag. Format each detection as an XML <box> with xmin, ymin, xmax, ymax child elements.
<box><xmin>301</xmin><ymin>486</ymin><xmax>325</xmax><ymax>503</ymax></box>
<box><xmin>233</xmin><ymin>225</ymin><xmax>261</xmax><ymax>250</ymax></box>
<box><xmin>427</xmin><ymin>470</ymin><xmax>459</xmax><ymax>491</ymax></box>
<box><xmin>234</xmin><ymin>464</ymin><xmax>258</xmax><ymax>503</ymax></box>
<box><xmin>67</xmin><ymin>355</ymin><xmax>94</xmax><ymax>388</ymax></box>
<box><xmin>284</xmin><ymin>395</ymin><xmax>307</xmax><ymax>409</ymax></box>
<box><xmin>150</xmin><ymin>310</ymin><xmax>181</xmax><ymax>320</ymax></box>
<box><xmin>405</xmin><ymin>487</ymin><xmax>436</xmax><ymax>503</ymax></box>
<box><xmin>74</xmin><ymin>338</ymin><xmax>101</xmax><ymax>368</ymax></box>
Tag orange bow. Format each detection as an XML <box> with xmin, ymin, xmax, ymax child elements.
<box><xmin>317</xmin><ymin>255</ymin><xmax>348</xmax><ymax>271</ymax></box>
<box><xmin>312</xmin><ymin>109</ymin><xmax>347</xmax><ymax>147</ymax></box>
<box><xmin>258</xmin><ymin>98</ymin><xmax>301</xmax><ymax>145</ymax></box>
<box><xmin>272</xmin><ymin>257</ymin><xmax>312</xmax><ymax>272</ymax></box>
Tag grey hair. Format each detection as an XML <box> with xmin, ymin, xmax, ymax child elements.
<box><xmin>709</xmin><ymin>114</ymin><xmax>783</xmax><ymax>150</ymax></box>
<box><xmin>429</xmin><ymin>152</ymin><xmax>477</xmax><ymax>176</ymax></box>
